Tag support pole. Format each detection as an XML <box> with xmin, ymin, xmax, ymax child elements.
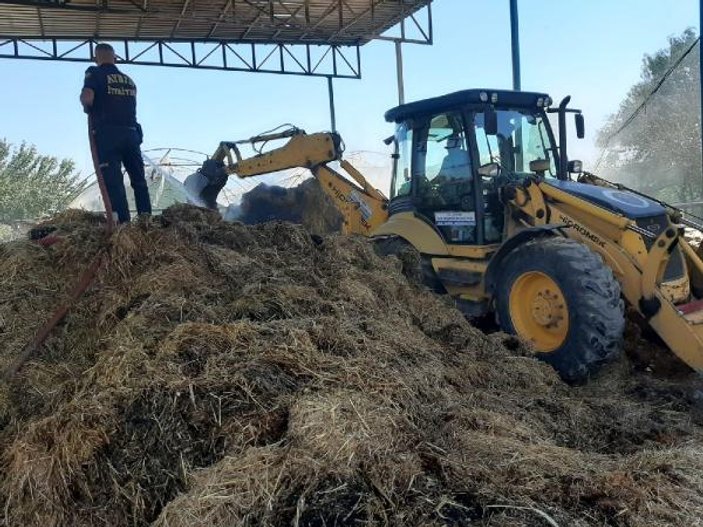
<box><xmin>327</xmin><ymin>76</ymin><xmax>336</xmax><ymax>132</ymax></box>
<box><xmin>395</xmin><ymin>40</ymin><xmax>405</xmax><ymax>105</ymax></box>
<box><xmin>700</xmin><ymin>0</ymin><xmax>703</xmax><ymax>197</ymax></box>
<box><xmin>509</xmin><ymin>0</ymin><xmax>521</xmax><ymax>91</ymax></box>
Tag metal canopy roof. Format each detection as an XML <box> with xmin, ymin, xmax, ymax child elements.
<box><xmin>0</xmin><ymin>0</ymin><xmax>430</xmax><ymax>46</ymax></box>
<box><xmin>385</xmin><ymin>89</ymin><xmax>551</xmax><ymax>122</ymax></box>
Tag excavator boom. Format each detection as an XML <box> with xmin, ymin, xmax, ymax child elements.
<box><xmin>184</xmin><ymin>128</ymin><xmax>389</xmax><ymax>235</ymax></box>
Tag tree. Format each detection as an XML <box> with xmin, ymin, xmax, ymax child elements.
<box><xmin>0</xmin><ymin>140</ymin><xmax>87</xmax><ymax>221</ymax></box>
<box><xmin>597</xmin><ymin>28</ymin><xmax>701</xmax><ymax>204</ymax></box>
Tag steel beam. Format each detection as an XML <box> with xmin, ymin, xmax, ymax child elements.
<box><xmin>327</xmin><ymin>76</ymin><xmax>336</xmax><ymax>131</ymax></box>
<box><xmin>0</xmin><ymin>37</ymin><xmax>361</xmax><ymax>78</ymax></box>
<box><xmin>0</xmin><ymin>0</ymin><xmax>431</xmax><ymax>46</ymax></box>
<box><xmin>372</xmin><ymin>1</ymin><xmax>432</xmax><ymax>45</ymax></box>
<box><xmin>509</xmin><ymin>0</ymin><xmax>520</xmax><ymax>91</ymax></box>
<box><xmin>395</xmin><ymin>40</ymin><xmax>404</xmax><ymax>104</ymax></box>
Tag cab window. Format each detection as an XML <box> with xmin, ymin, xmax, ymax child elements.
<box><xmin>391</xmin><ymin>123</ymin><xmax>413</xmax><ymax>198</ymax></box>
<box><xmin>416</xmin><ymin>112</ymin><xmax>472</xmax><ymax>206</ymax></box>
<box><xmin>415</xmin><ymin>112</ymin><xmax>476</xmax><ymax>243</ymax></box>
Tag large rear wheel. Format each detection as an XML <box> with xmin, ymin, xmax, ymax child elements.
<box><xmin>496</xmin><ymin>237</ymin><xmax>625</xmax><ymax>383</ymax></box>
<box><xmin>373</xmin><ymin>236</ymin><xmax>444</xmax><ymax>293</ymax></box>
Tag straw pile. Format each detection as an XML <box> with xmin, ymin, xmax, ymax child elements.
<box><xmin>1</xmin><ymin>204</ymin><xmax>702</xmax><ymax>527</ymax></box>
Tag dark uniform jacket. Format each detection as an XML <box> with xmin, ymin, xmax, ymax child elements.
<box><xmin>83</xmin><ymin>64</ymin><xmax>140</xmax><ymax>134</ymax></box>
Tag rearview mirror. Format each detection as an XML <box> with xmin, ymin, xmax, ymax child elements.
<box><xmin>529</xmin><ymin>159</ymin><xmax>551</xmax><ymax>174</ymax></box>
<box><xmin>478</xmin><ymin>162</ymin><xmax>500</xmax><ymax>178</ymax></box>
<box><xmin>484</xmin><ymin>107</ymin><xmax>498</xmax><ymax>136</ymax></box>
<box><xmin>575</xmin><ymin>113</ymin><xmax>585</xmax><ymax>139</ymax></box>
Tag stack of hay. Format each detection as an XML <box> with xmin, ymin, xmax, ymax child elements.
<box><xmin>0</xmin><ymin>204</ymin><xmax>702</xmax><ymax>527</ymax></box>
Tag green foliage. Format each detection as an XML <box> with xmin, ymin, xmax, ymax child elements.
<box><xmin>597</xmin><ymin>28</ymin><xmax>701</xmax><ymax>204</ymax></box>
<box><xmin>0</xmin><ymin>139</ymin><xmax>87</xmax><ymax>221</ymax></box>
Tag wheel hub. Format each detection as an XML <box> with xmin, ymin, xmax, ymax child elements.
<box><xmin>509</xmin><ymin>271</ymin><xmax>569</xmax><ymax>352</ymax></box>
<box><xmin>531</xmin><ymin>290</ymin><xmax>565</xmax><ymax>327</ymax></box>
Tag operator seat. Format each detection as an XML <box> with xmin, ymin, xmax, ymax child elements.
<box><xmin>435</xmin><ymin>136</ymin><xmax>472</xmax><ymax>209</ymax></box>
<box><xmin>438</xmin><ymin>136</ymin><xmax>470</xmax><ymax>180</ymax></box>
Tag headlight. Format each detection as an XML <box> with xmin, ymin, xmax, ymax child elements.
<box><xmin>545</xmin><ymin>96</ymin><xmax>553</xmax><ymax>107</ymax></box>
<box><xmin>479</xmin><ymin>91</ymin><xmax>488</xmax><ymax>102</ymax></box>
<box><xmin>491</xmin><ymin>93</ymin><xmax>498</xmax><ymax>103</ymax></box>
<box><xmin>536</xmin><ymin>97</ymin><xmax>544</xmax><ymax>107</ymax></box>
<box><xmin>568</xmin><ymin>160</ymin><xmax>583</xmax><ymax>174</ymax></box>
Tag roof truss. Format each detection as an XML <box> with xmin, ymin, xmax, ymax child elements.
<box><xmin>0</xmin><ymin>0</ymin><xmax>432</xmax><ymax>77</ymax></box>
<box><xmin>0</xmin><ymin>37</ymin><xmax>363</xmax><ymax>77</ymax></box>
<box><xmin>0</xmin><ymin>0</ymin><xmax>432</xmax><ymax>46</ymax></box>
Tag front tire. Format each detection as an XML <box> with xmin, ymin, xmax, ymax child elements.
<box><xmin>496</xmin><ymin>237</ymin><xmax>625</xmax><ymax>383</ymax></box>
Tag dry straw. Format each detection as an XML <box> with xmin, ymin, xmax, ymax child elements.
<box><xmin>0</xmin><ymin>202</ymin><xmax>702</xmax><ymax>526</ymax></box>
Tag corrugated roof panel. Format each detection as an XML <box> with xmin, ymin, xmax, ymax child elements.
<box><xmin>0</xmin><ymin>0</ymin><xmax>429</xmax><ymax>45</ymax></box>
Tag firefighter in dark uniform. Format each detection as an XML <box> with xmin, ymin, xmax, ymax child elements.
<box><xmin>79</xmin><ymin>43</ymin><xmax>151</xmax><ymax>223</ymax></box>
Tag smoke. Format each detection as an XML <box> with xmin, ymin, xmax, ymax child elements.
<box><xmin>228</xmin><ymin>178</ymin><xmax>343</xmax><ymax>235</ymax></box>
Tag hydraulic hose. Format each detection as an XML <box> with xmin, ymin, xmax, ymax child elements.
<box><xmin>3</xmin><ymin>252</ymin><xmax>105</xmax><ymax>380</ymax></box>
<box><xmin>4</xmin><ymin>116</ymin><xmax>115</xmax><ymax>380</ymax></box>
<box><xmin>88</xmin><ymin>115</ymin><xmax>116</xmax><ymax>233</ymax></box>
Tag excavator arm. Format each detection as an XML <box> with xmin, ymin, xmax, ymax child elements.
<box><xmin>184</xmin><ymin>127</ymin><xmax>389</xmax><ymax>235</ymax></box>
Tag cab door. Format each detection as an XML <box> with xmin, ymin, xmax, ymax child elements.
<box><xmin>412</xmin><ymin>111</ymin><xmax>477</xmax><ymax>244</ymax></box>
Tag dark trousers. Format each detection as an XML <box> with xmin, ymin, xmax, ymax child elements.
<box><xmin>94</xmin><ymin>126</ymin><xmax>152</xmax><ymax>223</ymax></box>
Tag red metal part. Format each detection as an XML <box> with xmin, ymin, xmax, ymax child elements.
<box><xmin>4</xmin><ymin>118</ymin><xmax>118</xmax><ymax>380</ymax></box>
<box><xmin>34</xmin><ymin>234</ymin><xmax>63</xmax><ymax>248</ymax></box>
<box><xmin>677</xmin><ymin>298</ymin><xmax>703</xmax><ymax>315</ymax></box>
<box><xmin>87</xmin><ymin>115</ymin><xmax>115</xmax><ymax>233</ymax></box>
<box><xmin>3</xmin><ymin>251</ymin><xmax>105</xmax><ymax>380</ymax></box>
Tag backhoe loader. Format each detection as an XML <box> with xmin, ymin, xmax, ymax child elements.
<box><xmin>185</xmin><ymin>89</ymin><xmax>703</xmax><ymax>383</ymax></box>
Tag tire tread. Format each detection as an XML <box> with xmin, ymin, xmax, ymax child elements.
<box><xmin>497</xmin><ymin>237</ymin><xmax>625</xmax><ymax>383</ymax></box>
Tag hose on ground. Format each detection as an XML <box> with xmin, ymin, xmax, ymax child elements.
<box><xmin>3</xmin><ymin>116</ymin><xmax>115</xmax><ymax>380</ymax></box>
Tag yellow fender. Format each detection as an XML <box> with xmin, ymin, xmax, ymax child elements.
<box><xmin>371</xmin><ymin>212</ymin><xmax>449</xmax><ymax>256</ymax></box>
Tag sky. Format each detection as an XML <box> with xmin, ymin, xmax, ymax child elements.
<box><xmin>0</xmin><ymin>0</ymin><xmax>700</xmax><ymax>197</ymax></box>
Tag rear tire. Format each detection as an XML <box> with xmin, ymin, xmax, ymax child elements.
<box><xmin>373</xmin><ymin>236</ymin><xmax>444</xmax><ymax>293</ymax></box>
<box><xmin>496</xmin><ymin>237</ymin><xmax>625</xmax><ymax>383</ymax></box>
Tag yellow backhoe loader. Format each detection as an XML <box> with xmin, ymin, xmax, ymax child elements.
<box><xmin>185</xmin><ymin>89</ymin><xmax>703</xmax><ymax>383</ymax></box>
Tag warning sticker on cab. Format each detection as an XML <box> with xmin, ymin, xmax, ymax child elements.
<box><xmin>435</xmin><ymin>211</ymin><xmax>476</xmax><ymax>226</ymax></box>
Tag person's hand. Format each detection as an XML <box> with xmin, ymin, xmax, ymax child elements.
<box><xmin>81</xmin><ymin>67</ymin><xmax>97</xmax><ymax>113</ymax></box>
<box><xmin>80</xmin><ymin>87</ymin><xmax>94</xmax><ymax>113</ymax></box>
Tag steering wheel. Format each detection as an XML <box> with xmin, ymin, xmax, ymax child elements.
<box><xmin>459</xmin><ymin>193</ymin><xmax>474</xmax><ymax>210</ymax></box>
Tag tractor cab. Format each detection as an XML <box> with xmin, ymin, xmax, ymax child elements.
<box><xmin>385</xmin><ymin>89</ymin><xmax>566</xmax><ymax>246</ymax></box>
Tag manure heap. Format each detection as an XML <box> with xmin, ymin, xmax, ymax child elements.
<box><xmin>237</xmin><ymin>179</ymin><xmax>343</xmax><ymax>235</ymax></box>
<box><xmin>1</xmin><ymin>204</ymin><xmax>703</xmax><ymax>527</ymax></box>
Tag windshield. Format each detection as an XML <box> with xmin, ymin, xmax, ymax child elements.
<box><xmin>474</xmin><ymin>110</ymin><xmax>557</xmax><ymax>178</ymax></box>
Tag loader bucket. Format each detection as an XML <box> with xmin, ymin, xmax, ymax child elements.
<box><xmin>184</xmin><ymin>159</ymin><xmax>228</xmax><ymax>210</ymax></box>
<box><xmin>652</xmin><ymin>240</ymin><xmax>703</xmax><ymax>373</ymax></box>
<box><xmin>649</xmin><ymin>297</ymin><xmax>703</xmax><ymax>373</ymax></box>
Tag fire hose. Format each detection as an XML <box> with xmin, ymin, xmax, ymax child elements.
<box><xmin>3</xmin><ymin>117</ymin><xmax>115</xmax><ymax>380</ymax></box>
